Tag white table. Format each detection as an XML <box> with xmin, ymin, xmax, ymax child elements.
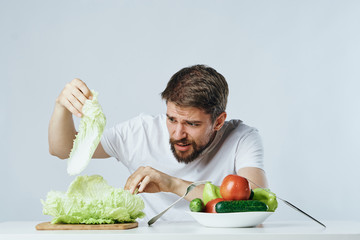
<box><xmin>1</xmin><ymin>221</ymin><xmax>359</xmax><ymax>240</ymax></box>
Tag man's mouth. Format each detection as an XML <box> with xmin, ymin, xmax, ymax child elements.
<box><xmin>174</xmin><ymin>142</ymin><xmax>192</xmax><ymax>151</ymax></box>
<box><xmin>176</xmin><ymin>143</ymin><xmax>190</xmax><ymax>146</ymax></box>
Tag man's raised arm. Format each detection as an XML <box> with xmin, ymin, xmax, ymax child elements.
<box><xmin>48</xmin><ymin>78</ymin><xmax>103</xmax><ymax>159</ymax></box>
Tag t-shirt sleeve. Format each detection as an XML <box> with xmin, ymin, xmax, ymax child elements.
<box><xmin>100</xmin><ymin>126</ymin><xmax>123</xmax><ymax>161</ymax></box>
<box><xmin>235</xmin><ymin>129</ymin><xmax>264</xmax><ymax>172</ymax></box>
<box><xmin>100</xmin><ymin>116</ymin><xmax>143</xmax><ymax>166</ymax></box>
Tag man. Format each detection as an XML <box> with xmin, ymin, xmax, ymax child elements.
<box><xmin>49</xmin><ymin>64</ymin><xmax>268</xmax><ymax>221</ymax></box>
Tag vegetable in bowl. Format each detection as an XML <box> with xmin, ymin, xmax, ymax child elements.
<box><xmin>191</xmin><ymin>174</ymin><xmax>278</xmax><ymax>213</ymax></box>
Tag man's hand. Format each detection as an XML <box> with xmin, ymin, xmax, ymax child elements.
<box><xmin>56</xmin><ymin>78</ymin><xmax>92</xmax><ymax>117</ymax></box>
<box><xmin>124</xmin><ymin>166</ymin><xmax>206</xmax><ymax>201</ymax></box>
<box><xmin>125</xmin><ymin>166</ymin><xmax>177</xmax><ymax>194</ymax></box>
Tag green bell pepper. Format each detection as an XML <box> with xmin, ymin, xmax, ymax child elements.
<box><xmin>202</xmin><ymin>182</ymin><xmax>222</xmax><ymax>205</ymax></box>
<box><xmin>252</xmin><ymin>188</ymin><xmax>278</xmax><ymax>212</ymax></box>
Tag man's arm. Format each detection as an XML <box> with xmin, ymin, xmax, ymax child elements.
<box><xmin>124</xmin><ymin>166</ymin><xmax>267</xmax><ymax>202</ymax></box>
<box><xmin>235</xmin><ymin>129</ymin><xmax>268</xmax><ymax>189</ymax></box>
<box><xmin>48</xmin><ymin>78</ymin><xmax>110</xmax><ymax>159</ymax></box>
<box><xmin>237</xmin><ymin>167</ymin><xmax>268</xmax><ymax>189</ymax></box>
<box><xmin>48</xmin><ymin>102</ymin><xmax>77</xmax><ymax>159</ymax></box>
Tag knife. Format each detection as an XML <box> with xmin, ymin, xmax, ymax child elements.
<box><xmin>246</xmin><ymin>178</ymin><xmax>326</xmax><ymax>228</ymax></box>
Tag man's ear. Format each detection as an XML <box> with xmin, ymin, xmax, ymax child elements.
<box><xmin>214</xmin><ymin>112</ymin><xmax>227</xmax><ymax>131</ymax></box>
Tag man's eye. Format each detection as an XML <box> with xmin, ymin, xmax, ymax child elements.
<box><xmin>168</xmin><ymin>118</ymin><xmax>175</xmax><ymax>123</ymax></box>
<box><xmin>187</xmin><ymin>122</ymin><xmax>199</xmax><ymax>127</ymax></box>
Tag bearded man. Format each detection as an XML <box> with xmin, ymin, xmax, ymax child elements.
<box><xmin>48</xmin><ymin>64</ymin><xmax>268</xmax><ymax>221</ymax></box>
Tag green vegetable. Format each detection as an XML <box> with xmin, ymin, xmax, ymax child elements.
<box><xmin>249</xmin><ymin>189</ymin><xmax>254</xmax><ymax>200</ymax></box>
<box><xmin>41</xmin><ymin>175</ymin><xmax>145</xmax><ymax>224</ymax></box>
<box><xmin>252</xmin><ymin>188</ymin><xmax>278</xmax><ymax>212</ymax></box>
<box><xmin>189</xmin><ymin>198</ymin><xmax>205</xmax><ymax>212</ymax></box>
<box><xmin>203</xmin><ymin>182</ymin><xmax>222</xmax><ymax>205</ymax></box>
<box><xmin>215</xmin><ymin>200</ymin><xmax>268</xmax><ymax>213</ymax></box>
<box><xmin>67</xmin><ymin>90</ymin><xmax>106</xmax><ymax>175</ymax></box>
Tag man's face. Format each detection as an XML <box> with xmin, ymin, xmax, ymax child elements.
<box><xmin>166</xmin><ymin>102</ymin><xmax>216</xmax><ymax>164</ymax></box>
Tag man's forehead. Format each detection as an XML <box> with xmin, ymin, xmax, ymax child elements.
<box><xmin>166</xmin><ymin>102</ymin><xmax>210</xmax><ymax>120</ymax></box>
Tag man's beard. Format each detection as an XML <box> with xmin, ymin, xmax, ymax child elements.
<box><xmin>169</xmin><ymin>133</ymin><xmax>216</xmax><ymax>164</ymax></box>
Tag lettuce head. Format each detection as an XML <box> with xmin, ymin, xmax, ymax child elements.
<box><xmin>41</xmin><ymin>175</ymin><xmax>145</xmax><ymax>224</ymax></box>
<box><xmin>67</xmin><ymin>90</ymin><xmax>106</xmax><ymax>175</ymax></box>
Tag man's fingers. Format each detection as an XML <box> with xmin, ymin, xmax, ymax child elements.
<box><xmin>56</xmin><ymin>78</ymin><xmax>94</xmax><ymax>117</ymax></box>
<box><xmin>68</xmin><ymin>94</ymin><xmax>83</xmax><ymax>113</ymax></box>
<box><xmin>125</xmin><ymin>166</ymin><xmax>154</xmax><ymax>194</ymax></box>
<box><xmin>124</xmin><ymin>166</ymin><xmax>166</xmax><ymax>194</ymax></box>
<box><xmin>138</xmin><ymin>176</ymin><xmax>150</xmax><ymax>193</ymax></box>
<box><xmin>72</xmin><ymin>88</ymin><xmax>88</xmax><ymax>105</ymax></box>
<box><xmin>62</xmin><ymin>99</ymin><xmax>82</xmax><ymax>117</ymax></box>
<box><xmin>125</xmin><ymin>173</ymin><xmax>144</xmax><ymax>193</ymax></box>
<box><xmin>71</xmin><ymin>78</ymin><xmax>92</xmax><ymax>99</ymax></box>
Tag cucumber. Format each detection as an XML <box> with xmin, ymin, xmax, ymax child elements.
<box><xmin>215</xmin><ymin>200</ymin><xmax>268</xmax><ymax>213</ymax></box>
<box><xmin>249</xmin><ymin>189</ymin><xmax>254</xmax><ymax>200</ymax></box>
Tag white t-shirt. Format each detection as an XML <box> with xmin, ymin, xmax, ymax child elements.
<box><xmin>101</xmin><ymin>113</ymin><xmax>264</xmax><ymax>222</ymax></box>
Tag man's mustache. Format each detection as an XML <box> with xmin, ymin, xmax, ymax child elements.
<box><xmin>170</xmin><ymin>138</ymin><xmax>192</xmax><ymax>145</ymax></box>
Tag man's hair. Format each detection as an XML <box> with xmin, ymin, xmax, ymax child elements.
<box><xmin>161</xmin><ymin>64</ymin><xmax>229</xmax><ymax>122</ymax></box>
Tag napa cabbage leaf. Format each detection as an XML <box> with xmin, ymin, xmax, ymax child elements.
<box><xmin>67</xmin><ymin>90</ymin><xmax>106</xmax><ymax>175</ymax></box>
<box><xmin>41</xmin><ymin>175</ymin><xmax>145</xmax><ymax>224</ymax></box>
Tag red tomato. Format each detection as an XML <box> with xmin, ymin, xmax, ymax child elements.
<box><xmin>205</xmin><ymin>198</ymin><xmax>223</xmax><ymax>213</ymax></box>
<box><xmin>220</xmin><ymin>174</ymin><xmax>251</xmax><ymax>200</ymax></box>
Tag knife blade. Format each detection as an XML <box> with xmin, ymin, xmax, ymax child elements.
<box><xmin>246</xmin><ymin>178</ymin><xmax>326</xmax><ymax>228</ymax></box>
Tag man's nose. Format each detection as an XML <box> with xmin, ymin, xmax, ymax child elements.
<box><xmin>173</xmin><ymin>123</ymin><xmax>187</xmax><ymax>139</ymax></box>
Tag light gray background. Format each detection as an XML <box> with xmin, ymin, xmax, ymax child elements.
<box><xmin>1</xmin><ymin>0</ymin><xmax>359</xmax><ymax>223</ymax></box>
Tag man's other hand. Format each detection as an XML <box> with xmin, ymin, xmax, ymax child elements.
<box><xmin>125</xmin><ymin>166</ymin><xmax>176</xmax><ymax>194</ymax></box>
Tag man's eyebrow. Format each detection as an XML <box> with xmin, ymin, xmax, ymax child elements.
<box><xmin>186</xmin><ymin>120</ymin><xmax>203</xmax><ymax>124</ymax></box>
<box><xmin>166</xmin><ymin>114</ymin><xmax>203</xmax><ymax>124</ymax></box>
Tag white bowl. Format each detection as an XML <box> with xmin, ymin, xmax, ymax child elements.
<box><xmin>187</xmin><ymin>211</ymin><xmax>273</xmax><ymax>228</ymax></box>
